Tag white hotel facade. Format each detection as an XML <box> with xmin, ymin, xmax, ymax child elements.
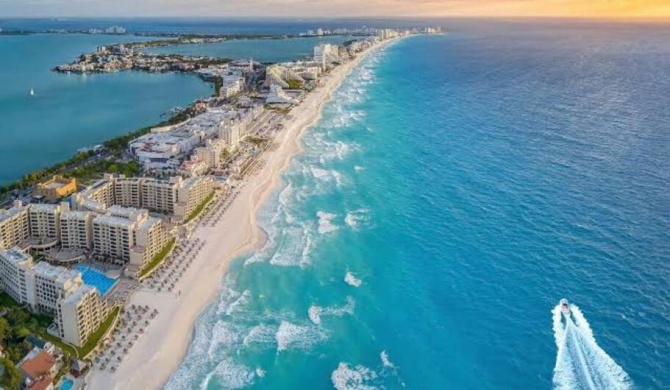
<box><xmin>73</xmin><ymin>174</ymin><xmax>215</xmax><ymax>222</ymax></box>
<box><xmin>0</xmin><ymin>247</ymin><xmax>109</xmax><ymax>347</ymax></box>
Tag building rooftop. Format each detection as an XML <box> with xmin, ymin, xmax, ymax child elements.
<box><xmin>62</xmin><ymin>284</ymin><xmax>98</xmax><ymax>304</ymax></box>
<box><xmin>0</xmin><ymin>205</ymin><xmax>27</xmax><ymax>223</ymax></box>
<box><xmin>20</xmin><ymin>350</ymin><xmax>56</xmax><ymax>380</ymax></box>
<box><xmin>107</xmin><ymin>205</ymin><xmax>148</xmax><ymax>220</ymax></box>
<box><xmin>27</xmin><ymin>376</ymin><xmax>54</xmax><ymax>390</ymax></box>
<box><xmin>137</xmin><ymin>216</ymin><xmax>161</xmax><ymax>233</ymax></box>
<box><xmin>93</xmin><ymin>214</ymin><xmax>136</xmax><ymax>228</ymax></box>
<box><xmin>45</xmin><ymin>182</ymin><xmax>66</xmax><ymax>190</ymax></box>
<box><xmin>29</xmin><ymin>204</ymin><xmax>59</xmax><ymax>212</ymax></box>
<box><xmin>32</xmin><ymin>261</ymin><xmax>82</xmax><ymax>285</ymax></box>
<box><xmin>0</xmin><ymin>247</ymin><xmax>33</xmax><ymax>265</ymax></box>
<box><xmin>89</xmin><ymin>180</ymin><xmax>110</xmax><ymax>191</ymax></box>
<box><xmin>60</xmin><ymin>210</ymin><xmax>91</xmax><ymax>220</ymax></box>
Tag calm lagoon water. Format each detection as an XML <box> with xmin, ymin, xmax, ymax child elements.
<box><xmin>0</xmin><ymin>33</ymin><xmax>211</xmax><ymax>185</ymax></box>
<box><xmin>143</xmin><ymin>36</ymin><xmax>353</xmax><ymax>62</ymax></box>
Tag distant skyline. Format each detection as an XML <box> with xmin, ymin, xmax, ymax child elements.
<box><xmin>1</xmin><ymin>0</ymin><xmax>669</xmax><ymax>19</ymax></box>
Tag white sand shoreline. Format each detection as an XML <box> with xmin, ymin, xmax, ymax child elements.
<box><xmin>86</xmin><ymin>37</ymin><xmax>397</xmax><ymax>390</ymax></box>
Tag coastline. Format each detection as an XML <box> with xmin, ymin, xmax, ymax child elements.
<box><xmin>85</xmin><ymin>37</ymin><xmax>397</xmax><ymax>390</ymax></box>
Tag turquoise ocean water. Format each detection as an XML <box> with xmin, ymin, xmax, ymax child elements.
<box><xmin>0</xmin><ymin>34</ymin><xmax>211</xmax><ymax>185</ymax></box>
<box><xmin>165</xmin><ymin>23</ymin><xmax>669</xmax><ymax>390</ymax></box>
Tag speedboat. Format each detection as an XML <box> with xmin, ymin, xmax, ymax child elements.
<box><xmin>560</xmin><ymin>299</ymin><xmax>570</xmax><ymax>316</ymax></box>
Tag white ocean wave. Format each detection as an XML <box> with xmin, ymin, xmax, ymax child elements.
<box><xmin>308</xmin><ymin>296</ymin><xmax>356</xmax><ymax>325</ymax></box>
<box><xmin>275</xmin><ymin>321</ymin><xmax>327</xmax><ymax>352</ymax></box>
<box><xmin>344</xmin><ymin>272</ymin><xmax>363</xmax><ymax>288</ymax></box>
<box><xmin>215</xmin><ymin>289</ymin><xmax>251</xmax><ymax>317</ymax></box>
<box><xmin>331</xmin><ymin>362</ymin><xmax>378</xmax><ymax>390</ymax></box>
<box><xmin>268</xmin><ymin>224</ymin><xmax>314</xmax><ymax>267</ymax></box>
<box><xmin>199</xmin><ymin>357</ymin><xmax>256</xmax><ymax>390</ymax></box>
<box><xmin>380</xmin><ymin>350</ymin><xmax>395</xmax><ymax>368</ymax></box>
<box><xmin>317</xmin><ymin>211</ymin><xmax>339</xmax><ymax>235</ymax></box>
<box><xmin>345</xmin><ymin>208</ymin><xmax>371</xmax><ymax>230</ymax></box>
<box><xmin>207</xmin><ymin>321</ymin><xmax>245</xmax><ymax>360</ymax></box>
<box><xmin>242</xmin><ymin>324</ymin><xmax>277</xmax><ymax>347</ymax></box>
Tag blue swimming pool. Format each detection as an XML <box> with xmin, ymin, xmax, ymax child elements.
<box><xmin>60</xmin><ymin>378</ymin><xmax>74</xmax><ymax>390</ymax></box>
<box><xmin>75</xmin><ymin>265</ymin><xmax>117</xmax><ymax>296</ymax></box>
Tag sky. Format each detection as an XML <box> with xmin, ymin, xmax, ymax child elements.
<box><xmin>1</xmin><ymin>0</ymin><xmax>669</xmax><ymax>19</ymax></box>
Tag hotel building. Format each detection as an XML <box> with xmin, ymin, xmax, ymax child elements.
<box><xmin>113</xmin><ymin>176</ymin><xmax>142</xmax><ymax>209</ymax></box>
<box><xmin>174</xmin><ymin>177</ymin><xmax>216</xmax><ymax>222</ymax></box>
<box><xmin>32</xmin><ymin>261</ymin><xmax>82</xmax><ymax>313</ymax></box>
<box><xmin>27</xmin><ymin>204</ymin><xmax>61</xmax><ymax>252</ymax></box>
<box><xmin>0</xmin><ymin>247</ymin><xmax>36</xmax><ymax>305</ymax></box>
<box><xmin>0</xmin><ymin>203</ymin><xmax>29</xmax><ymax>250</ymax></box>
<box><xmin>36</xmin><ymin>175</ymin><xmax>78</xmax><ymax>202</ymax></box>
<box><xmin>73</xmin><ymin>174</ymin><xmax>215</xmax><ymax>222</ymax></box>
<box><xmin>314</xmin><ymin>43</ymin><xmax>340</xmax><ymax>69</ymax></box>
<box><xmin>0</xmin><ymin>247</ymin><xmax>109</xmax><ymax>347</ymax></box>
<box><xmin>92</xmin><ymin>206</ymin><xmax>168</xmax><ymax>275</ymax></box>
<box><xmin>59</xmin><ymin>204</ymin><xmax>93</xmax><ymax>250</ymax></box>
<box><xmin>56</xmin><ymin>284</ymin><xmax>109</xmax><ymax>347</ymax></box>
<box><xmin>219</xmin><ymin>122</ymin><xmax>244</xmax><ymax>148</ymax></box>
<box><xmin>141</xmin><ymin>178</ymin><xmax>177</xmax><ymax>215</ymax></box>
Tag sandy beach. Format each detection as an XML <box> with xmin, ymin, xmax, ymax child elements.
<box><xmin>85</xmin><ymin>38</ymin><xmax>394</xmax><ymax>390</ymax></box>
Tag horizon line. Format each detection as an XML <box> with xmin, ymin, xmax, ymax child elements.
<box><xmin>2</xmin><ymin>15</ymin><xmax>669</xmax><ymax>22</ymax></box>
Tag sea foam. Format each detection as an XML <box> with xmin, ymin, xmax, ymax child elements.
<box><xmin>275</xmin><ymin>321</ymin><xmax>326</xmax><ymax>352</ymax></box>
<box><xmin>331</xmin><ymin>363</ymin><xmax>378</xmax><ymax>390</ymax></box>
<box><xmin>308</xmin><ymin>296</ymin><xmax>356</xmax><ymax>325</ymax></box>
<box><xmin>344</xmin><ymin>272</ymin><xmax>363</xmax><ymax>287</ymax></box>
<box><xmin>317</xmin><ymin>211</ymin><xmax>339</xmax><ymax>234</ymax></box>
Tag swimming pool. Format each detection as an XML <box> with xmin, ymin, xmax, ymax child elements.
<box><xmin>60</xmin><ymin>378</ymin><xmax>74</xmax><ymax>390</ymax></box>
<box><xmin>75</xmin><ymin>265</ymin><xmax>117</xmax><ymax>296</ymax></box>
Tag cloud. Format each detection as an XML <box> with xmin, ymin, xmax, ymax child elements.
<box><xmin>0</xmin><ymin>0</ymin><xmax>668</xmax><ymax>18</ymax></box>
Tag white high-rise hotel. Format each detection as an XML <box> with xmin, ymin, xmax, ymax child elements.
<box><xmin>314</xmin><ymin>43</ymin><xmax>340</xmax><ymax>70</ymax></box>
<box><xmin>73</xmin><ymin>174</ymin><xmax>215</xmax><ymax>223</ymax></box>
<box><xmin>0</xmin><ymin>248</ymin><xmax>109</xmax><ymax>347</ymax></box>
<box><xmin>91</xmin><ymin>206</ymin><xmax>168</xmax><ymax>276</ymax></box>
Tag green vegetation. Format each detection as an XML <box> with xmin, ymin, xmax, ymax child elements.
<box><xmin>208</xmin><ymin>75</ymin><xmax>223</xmax><ymax>97</ymax></box>
<box><xmin>0</xmin><ymin>293</ymin><xmax>21</xmax><ymax>309</ymax></box>
<box><xmin>76</xmin><ymin>307</ymin><xmax>120</xmax><ymax>358</ymax></box>
<box><xmin>184</xmin><ymin>192</ymin><xmax>216</xmax><ymax>224</ymax></box>
<box><xmin>197</xmin><ymin>58</ymin><xmax>233</xmax><ymax>67</ymax></box>
<box><xmin>53</xmin><ymin>355</ymin><xmax>73</xmax><ymax>383</ymax></box>
<box><xmin>102</xmin><ymin>125</ymin><xmax>153</xmax><ymax>155</ymax></box>
<box><xmin>0</xmin><ymin>150</ymin><xmax>93</xmax><ymax>196</ymax></box>
<box><xmin>287</xmin><ymin>79</ymin><xmax>303</xmax><ymax>89</ymax></box>
<box><xmin>264</xmin><ymin>105</ymin><xmax>292</xmax><ymax>115</ymax></box>
<box><xmin>0</xmin><ymin>357</ymin><xmax>21</xmax><ymax>390</ymax></box>
<box><xmin>0</xmin><ymin>99</ymin><xmax>205</xmax><ymax>199</ymax></box>
<box><xmin>67</xmin><ymin>160</ymin><xmax>141</xmax><ymax>182</ymax></box>
<box><xmin>0</xmin><ymin>294</ymin><xmax>52</xmax><ymax>363</ymax></box>
<box><xmin>138</xmin><ymin>238</ymin><xmax>176</xmax><ymax>279</ymax></box>
<box><xmin>0</xmin><ymin>292</ymin><xmax>119</xmax><ymax>362</ymax></box>
<box><xmin>245</xmin><ymin>135</ymin><xmax>266</xmax><ymax>147</ymax></box>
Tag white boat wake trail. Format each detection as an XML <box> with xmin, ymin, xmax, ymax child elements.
<box><xmin>552</xmin><ymin>303</ymin><xmax>632</xmax><ymax>390</ymax></box>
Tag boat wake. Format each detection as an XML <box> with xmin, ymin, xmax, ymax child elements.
<box><xmin>552</xmin><ymin>301</ymin><xmax>631</xmax><ymax>390</ymax></box>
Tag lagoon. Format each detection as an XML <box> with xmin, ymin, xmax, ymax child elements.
<box><xmin>143</xmin><ymin>36</ymin><xmax>353</xmax><ymax>62</ymax></box>
<box><xmin>0</xmin><ymin>34</ymin><xmax>211</xmax><ymax>185</ymax></box>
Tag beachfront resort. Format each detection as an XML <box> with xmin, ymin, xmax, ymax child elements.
<box><xmin>0</xmin><ymin>26</ymin><xmax>441</xmax><ymax>389</ymax></box>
